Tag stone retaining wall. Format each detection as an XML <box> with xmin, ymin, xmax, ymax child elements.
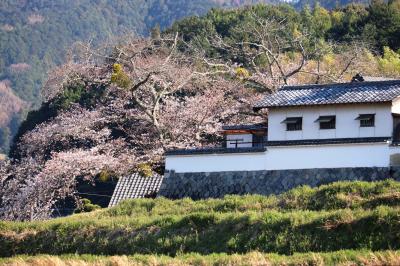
<box><xmin>159</xmin><ymin>167</ymin><xmax>400</xmax><ymax>199</ymax></box>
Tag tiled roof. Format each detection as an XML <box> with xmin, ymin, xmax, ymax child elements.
<box><xmin>166</xmin><ymin>147</ymin><xmax>266</xmax><ymax>156</ymax></box>
<box><xmin>254</xmin><ymin>80</ymin><xmax>400</xmax><ymax>110</ymax></box>
<box><xmin>222</xmin><ymin>123</ymin><xmax>267</xmax><ymax>131</ymax></box>
<box><xmin>108</xmin><ymin>173</ymin><xmax>164</xmax><ymax>207</ymax></box>
<box><xmin>265</xmin><ymin>137</ymin><xmax>391</xmax><ymax>147</ymax></box>
<box><xmin>362</xmin><ymin>76</ymin><xmax>396</xmax><ymax>82</ymax></box>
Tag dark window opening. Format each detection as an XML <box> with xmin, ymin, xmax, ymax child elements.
<box><xmin>253</xmin><ymin>134</ymin><xmax>265</xmax><ymax>147</ymax></box>
<box><xmin>282</xmin><ymin>117</ymin><xmax>302</xmax><ymax>131</ymax></box>
<box><xmin>356</xmin><ymin>114</ymin><xmax>375</xmax><ymax>127</ymax></box>
<box><xmin>315</xmin><ymin>116</ymin><xmax>336</xmax><ymax>130</ymax></box>
<box><xmin>393</xmin><ymin>114</ymin><xmax>400</xmax><ymax>143</ymax></box>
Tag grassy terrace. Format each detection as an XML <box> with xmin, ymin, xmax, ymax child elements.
<box><xmin>1</xmin><ymin>179</ymin><xmax>400</xmax><ymax>263</ymax></box>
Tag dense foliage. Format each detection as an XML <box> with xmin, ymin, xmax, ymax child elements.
<box><xmin>1</xmin><ymin>180</ymin><xmax>400</xmax><ymax>257</ymax></box>
<box><xmin>2</xmin><ymin>0</ymin><xmax>400</xmax><ymax>219</ymax></box>
<box><xmin>1</xmin><ymin>0</ymin><xmax>400</xmax><ymax>152</ymax></box>
<box><xmin>170</xmin><ymin>1</ymin><xmax>400</xmax><ymax>54</ymax></box>
<box><xmin>1</xmin><ymin>0</ymin><xmax>400</xmax><ymax>219</ymax></box>
<box><xmin>294</xmin><ymin>0</ymin><xmax>369</xmax><ymax>10</ymax></box>
<box><xmin>0</xmin><ymin>0</ymin><xmax>226</xmax><ymax>153</ymax></box>
<box><xmin>0</xmin><ymin>0</ymin><xmax>286</xmax><ymax>105</ymax></box>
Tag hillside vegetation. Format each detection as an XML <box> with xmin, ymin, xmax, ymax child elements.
<box><xmin>294</xmin><ymin>0</ymin><xmax>369</xmax><ymax>9</ymax></box>
<box><xmin>2</xmin><ymin>1</ymin><xmax>400</xmax><ymax>220</ymax></box>
<box><xmin>2</xmin><ymin>180</ymin><xmax>400</xmax><ymax>258</ymax></box>
<box><xmin>170</xmin><ymin>1</ymin><xmax>400</xmax><ymax>54</ymax></box>
<box><xmin>0</xmin><ymin>0</ymin><xmax>224</xmax><ymax>153</ymax></box>
<box><xmin>0</xmin><ymin>0</ymin><xmax>397</xmax><ymax>153</ymax></box>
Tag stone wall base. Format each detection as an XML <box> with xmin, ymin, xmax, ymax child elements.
<box><xmin>159</xmin><ymin>167</ymin><xmax>400</xmax><ymax>199</ymax></box>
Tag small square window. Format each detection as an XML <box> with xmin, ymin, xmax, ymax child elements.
<box><xmin>356</xmin><ymin>114</ymin><xmax>375</xmax><ymax>127</ymax></box>
<box><xmin>315</xmin><ymin>116</ymin><xmax>336</xmax><ymax>130</ymax></box>
<box><xmin>282</xmin><ymin>117</ymin><xmax>302</xmax><ymax>131</ymax></box>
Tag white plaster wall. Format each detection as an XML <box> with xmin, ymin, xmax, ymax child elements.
<box><xmin>166</xmin><ymin>143</ymin><xmax>390</xmax><ymax>173</ymax></box>
<box><xmin>166</xmin><ymin>152</ymin><xmax>267</xmax><ymax>173</ymax></box>
<box><xmin>226</xmin><ymin>134</ymin><xmax>253</xmax><ymax>148</ymax></box>
<box><xmin>391</xmin><ymin>98</ymin><xmax>400</xmax><ymax>114</ymax></box>
<box><xmin>390</xmin><ymin>145</ymin><xmax>400</xmax><ymax>155</ymax></box>
<box><xmin>265</xmin><ymin>143</ymin><xmax>389</xmax><ymax>170</ymax></box>
<box><xmin>389</xmin><ymin>146</ymin><xmax>400</xmax><ymax>166</ymax></box>
<box><xmin>268</xmin><ymin>104</ymin><xmax>393</xmax><ymax>141</ymax></box>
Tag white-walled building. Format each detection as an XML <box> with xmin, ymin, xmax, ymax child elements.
<box><xmin>165</xmin><ymin>79</ymin><xmax>400</xmax><ymax>174</ymax></box>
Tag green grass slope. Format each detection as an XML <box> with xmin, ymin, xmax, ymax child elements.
<box><xmin>1</xmin><ymin>180</ymin><xmax>400</xmax><ymax>258</ymax></box>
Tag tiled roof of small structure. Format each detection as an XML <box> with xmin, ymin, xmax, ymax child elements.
<box><xmin>222</xmin><ymin>123</ymin><xmax>267</xmax><ymax>131</ymax></box>
<box><xmin>108</xmin><ymin>173</ymin><xmax>164</xmax><ymax>207</ymax></box>
<box><xmin>362</xmin><ymin>76</ymin><xmax>396</xmax><ymax>82</ymax></box>
<box><xmin>166</xmin><ymin>147</ymin><xmax>266</xmax><ymax>156</ymax></box>
<box><xmin>265</xmin><ymin>137</ymin><xmax>391</xmax><ymax>147</ymax></box>
<box><xmin>253</xmin><ymin>80</ymin><xmax>400</xmax><ymax>110</ymax></box>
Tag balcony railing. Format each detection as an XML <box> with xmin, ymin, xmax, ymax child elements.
<box><xmin>223</xmin><ymin>138</ymin><xmax>266</xmax><ymax>148</ymax></box>
<box><xmin>165</xmin><ymin>139</ymin><xmax>267</xmax><ymax>156</ymax></box>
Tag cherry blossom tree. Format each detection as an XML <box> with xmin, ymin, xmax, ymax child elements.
<box><xmin>0</xmin><ymin>81</ymin><xmax>25</xmax><ymax>128</ymax></box>
<box><xmin>9</xmin><ymin>63</ymin><xmax>31</xmax><ymax>73</ymax></box>
<box><xmin>27</xmin><ymin>14</ymin><xmax>45</xmax><ymax>25</ymax></box>
<box><xmin>0</xmin><ymin>34</ymin><xmax>262</xmax><ymax>220</ymax></box>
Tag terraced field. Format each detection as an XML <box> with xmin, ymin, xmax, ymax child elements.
<box><xmin>1</xmin><ymin>179</ymin><xmax>400</xmax><ymax>265</ymax></box>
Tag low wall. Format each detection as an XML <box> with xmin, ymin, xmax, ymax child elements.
<box><xmin>159</xmin><ymin>167</ymin><xmax>399</xmax><ymax>199</ymax></box>
<box><xmin>166</xmin><ymin>143</ymin><xmax>391</xmax><ymax>173</ymax></box>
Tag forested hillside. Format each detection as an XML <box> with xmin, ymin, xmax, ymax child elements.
<box><xmin>0</xmin><ymin>0</ymin><xmax>381</xmax><ymax>153</ymax></box>
<box><xmin>170</xmin><ymin>1</ymin><xmax>400</xmax><ymax>54</ymax></box>
<box><xmin>294</xmin><ymin>0</ymin><xmax>369</xmax><ymax>9</ymax></box>
<box><xmin>0</xmin><ymin>0</ymin><xmax>285</xmax><ymax>102</ymax></box>
<box><xmin>1</xmin><ymin>0</ymin><xmax>400</xmax><ymax>221</ymax></box>
<box><xmin>0</xmin><ymin>0</ymin><xmax>227</xmax><ymax>153</ymax></box>
<box><xmin>2</xmin><ymin>2</ymin><xmax>400</xmax><ymax>262</ymax></box>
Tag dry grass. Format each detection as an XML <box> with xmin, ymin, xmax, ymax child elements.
<box><xmin>355</xmin><ymin>252</ymin><xmax>400</xmax><ymax>266</ymax></box>
<box><xmin>2</xmin><ymin>251</ymin><xmax>400</xmax><ymax>266</ymax></box>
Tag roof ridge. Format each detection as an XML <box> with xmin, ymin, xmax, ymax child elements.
<box><xmin>280</xmin><ymin>79</ymin><xmax>400</xmax><ymax>91</ymax></box>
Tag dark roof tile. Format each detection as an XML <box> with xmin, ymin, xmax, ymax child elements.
<box><xmin>266</xmin><ymin>137</ymin><xmax>391</xmax><ymax>147</ymax></box>
<box><xmin>222</xmin><ymin>123</ymin><xmax>267</xmax><ymax>131</ymax></box>
<box><xmin>108</xmin><ymin>173</ymin><xmax>164</xmax><ymax>207</ymax></box>
<box><xmin>254</xmin><ymin>80</ymin><xmax>400</xmax><ymax>109</ymax></box>
<box><xmin>166</xmin><ymin>147</ymin><xmax>266</xmax><ymax>156</ymax></box>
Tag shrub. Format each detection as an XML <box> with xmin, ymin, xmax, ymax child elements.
<box><xmin>137</xmin><ymin>163</ymin><xmax>153</xmax><ymax>178</ymax></box>
<box><xmin>111</xmin><ymin>64</ymin><xmax>131</xmax><ymax>89</ymax></box>
<box><xmin>235</xmin><ymin>67</ymin><xmax>250</xmax><ymax>79</ymax></box>
<box><xmin>74</xmin><ymin>198</ymin><xmax>101</xmax><ymax>213</ymax></box>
